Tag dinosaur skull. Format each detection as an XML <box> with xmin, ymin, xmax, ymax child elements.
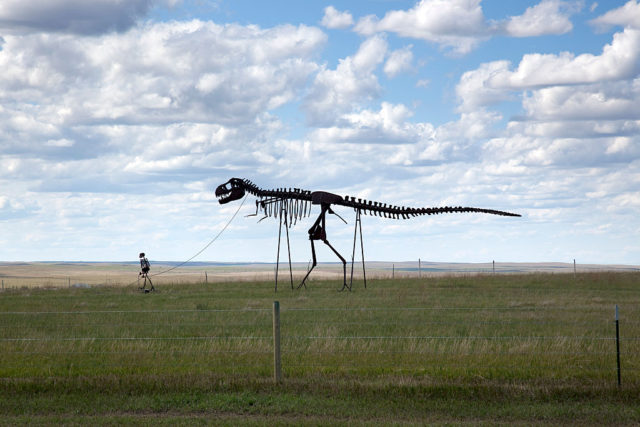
<box><xmin>215</xmin><ymin>178</ymin><xmax>246</xmax><ymax>204</ymax></box>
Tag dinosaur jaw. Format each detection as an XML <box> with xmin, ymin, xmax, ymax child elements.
<box><xmin>215</xmin><ymin>179</ymin><xmax>246</xmax><ymax>204</ymax></box>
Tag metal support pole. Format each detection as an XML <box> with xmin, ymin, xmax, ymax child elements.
<box><xmin>359</xmin><ymin>211</ymin><xmax>366</xmax><ymax>288</ymax></box>
<box><xmin>273</xmin><ymin>301</ymin><xmax>282</xmax><ymax>383</ymax></box>
<box><xmin>275</xmin><ymin>208</ymin><xmax>293</xmax><ymax>292</ymax></box>
<box><xmin>285</xmin><ymin>214</ymin><xmax>293</xmax><ymax>290</ymax></box>
<box><xmin>350</xmin><ymin>210</ymin><xmax>358</xmax><ymax>287</ymax></box>
<box><xmin>275</xmin><ymin>211</ymin><xmax>283</xmax><ymax>292</ymax></box>
<box><xmin>615</xmin><ymin>304</ymin><xmax>621</xmax><ymax>387</ymax></box>
<box><xmin>349</xmin><ymin>209</ymin><xmax>367</xmax><ymax>289</ymax></box>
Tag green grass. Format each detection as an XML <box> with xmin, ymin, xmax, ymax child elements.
<box><xmin>1</xmin><ymin>272</ymin><xmax>639</xmax><ymax>424</ymax></box>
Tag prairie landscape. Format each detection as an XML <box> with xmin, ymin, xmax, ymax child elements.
<box><xmin>1</xmin><ymin>265</ymin><xmax>639</xmax><ymax>424</ymax></box>
<box><xmin>4</xmin><ymin>0</ymin><xmax>640</xmax><ymax>424</ymax></box>
<box><xmin>1</xmin><ymin>260</ymin><xmax>637</xmax><ymax>288</ymax></box>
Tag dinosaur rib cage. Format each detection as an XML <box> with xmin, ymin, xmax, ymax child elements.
<box><xmin>238</xmin><ymin>178</ymin><xmax>520</xmax><ymax>226</ymax></box>
<box><xmin>241</xmin><ymin>179</ymin><xmax>313</xmax><ymax>226</ymax></box>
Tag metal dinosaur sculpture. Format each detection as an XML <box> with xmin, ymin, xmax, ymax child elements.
<box><xmin>215</xmin><ymin>178</ymin><xmax>521</xmax><ymax>291</ymax></box>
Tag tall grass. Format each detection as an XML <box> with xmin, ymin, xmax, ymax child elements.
<box><xmin>0</xmin><ymin>272</ymin><xmax>639</xmax><ymax>423</ymax></box>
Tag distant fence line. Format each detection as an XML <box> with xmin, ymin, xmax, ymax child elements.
<box><xmin>3</xmin><ymin>261</ymin><xmax>639</xmax><ymax>289</ymax></box>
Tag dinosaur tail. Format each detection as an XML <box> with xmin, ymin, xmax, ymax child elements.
<box><xmin>339</xmin><ymin>196</ymin><xmax>521</xmax><ymax>219</ymax></box>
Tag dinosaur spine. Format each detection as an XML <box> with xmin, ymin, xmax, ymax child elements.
<box><xmin>237</xmin><ymin>178</ymin><xmax>520</xmax><ymax>221</ymax></box>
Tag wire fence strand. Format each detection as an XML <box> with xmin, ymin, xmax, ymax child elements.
<box><xmin>1</xmin><ymin>303</ymin><xmax>637</xmax><ymax>383</ymax></box>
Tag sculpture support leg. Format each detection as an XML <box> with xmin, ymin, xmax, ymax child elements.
<box><xmin>349</xmin><ymin>209</ymin><xmax>367</xmax><ymax>289</ymax></box>
<box><xmin>275</xmin><ymin>208</ymin><xmax>294</xmax><ymax>292</ymax></box>
<box><xmin>359</xmin><ymin>211</ymin><xmax>366</xmax><ymax>289</ymax></box>
<box><xmin>322</xmin><ymin>238</ymin><xmax>348</xmax><ymax>291</ymax></box>
<box><xmin>297</xmin><ymin>239</ymin><xmax>316</xmax><ymax>289</ymax></box>
<box><xmin>275</xmin><ymin>209</ymin><xmax>283</xmax><ymax>292</ymax></box>
<box><xmin>285</xmin><ymin>215</ymin><xmax>293</xmax><ymax>290</ymax></box>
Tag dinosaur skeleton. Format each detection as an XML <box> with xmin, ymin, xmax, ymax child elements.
<box><xmin>215</xmin><ymin>178</ymin><xmax>521</xmax><ymax>291</ymax></box>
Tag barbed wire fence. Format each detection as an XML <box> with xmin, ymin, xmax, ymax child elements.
<box><xmin>1</xmin><ymin>303</ymin><xmax>637</xmax><ymax>386</ymax></box>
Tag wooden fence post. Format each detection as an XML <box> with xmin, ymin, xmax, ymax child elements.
<box><xmin>615</xmin><ymin>305</ymin><xmax>621</xmax><ymax>387</ymax></box>
<box><xmin>273</xmin><ymin>301</ymin><xmax>282</xmax><ymax>383</ymax></box>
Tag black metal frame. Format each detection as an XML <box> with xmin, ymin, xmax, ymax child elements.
<box><xmin>215</xmin><ymin>178</ymin><xmax>520</xmax><ymax>292</ymax></box>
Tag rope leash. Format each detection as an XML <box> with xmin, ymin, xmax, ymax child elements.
<box><xmin>130</xmin><ymin>195</ymin><xmax>248</xmax><ymax>286</ymax></box>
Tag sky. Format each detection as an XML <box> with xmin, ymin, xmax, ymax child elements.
<box><xmin>0</xmin><ymin>0</ymin><xmax>639</xmax><ymax>265</ymax></box>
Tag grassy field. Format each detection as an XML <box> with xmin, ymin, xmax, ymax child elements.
<box><xmin>0</xmin><ymin>272</ymin><xmax>639</xmax><ymax>424</ymax></box>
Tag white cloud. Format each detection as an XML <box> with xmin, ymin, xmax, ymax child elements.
<box><xmin>321</xmin><ymin>6</ymin><xmax>353</xmax><ymax>29</ymax></box>
<box><xmin>484</xmin><ymin>133</ymin><xmax>640</xmax><ymax>168</ymax></box>
<box><xmin>303</xmin><ymin>35</ymin><xmax>388</xmax><ymax>125</ymax></box>
<box><xmin>0</xmin><ymin>0</ymin><xmax>169</xmax><ymax>35</ymax></box>
<box><xmin>457</xmin><ymin>28</ymin><xmax>640</xmax><ymax>111</ymax></box>
<box><xmin>590</xmin><ymin>0</ymin><xmax>640</xmax><ymax>30</ymax></box>
<box><xmin>503</xmin><ymin>0</ymin><xmax>576</xmax><ymax>37</ymax></box>
<box><xmin>352</xmin><ymin>1</ymin><xmax>582</xmax><ymax>54</ymax></box>
<box><xmin>309</xmin><ymin>102</ymin><xmax>430</xmax><ymax>145</ymax></box>
<box><xmin>443</xmin><ymin>13</ymin><xmax>640</xmax><ymax>251</ymax></box>
<box><xmin>501</xmin><ymin>29</ymin><xmax>640</xmax><ymax>87</ymax></box>
<box><xmin>456</xmin><ymin>60</ymin><xmax>514</xmax><ymax>111</ymax></box>
<box><xmin>522</xmin><ymin>80</ymin><xmax>640</xmax><ymax>121</ymax></box>
<box><xmin>0</xmin><ymin>20</ymin><xmax>325</xmax><ymax>154</ymax></box>
<box><xmin>384</xmin><ymin>45</ymin><xmax>414</xmax><ymax>78</ymax></box>
<box><xmin>354</xmin><ymin>0</ymin><xmax>487</xmax><ymax>55</ymax></box>
<box><xmin>0</xmin><ymin>18</ymin><xmax>328</xmax><ymax>203</ymax></box>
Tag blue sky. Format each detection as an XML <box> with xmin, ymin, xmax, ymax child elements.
<box><xmin>0</xmin><ymin>0</ymin><xmax>639</xmax><ymax>265</ymax></box>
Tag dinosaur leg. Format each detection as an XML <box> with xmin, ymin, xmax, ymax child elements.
<box><xmin>297</xmin><ymin>239</ymin><xmax>317</xmax><ymax>289</ymax></box>
<box><xmin>297</xmin><ymin>207</ymin><xmax>326</xmax><ymax>289</ymax></box>
<box><xmin>322</xmin><ymin>238</ymin><xmax>349</xmax><ymax>291</ymax></box>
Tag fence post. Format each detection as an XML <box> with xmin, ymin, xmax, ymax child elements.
<box><xmin>492</xmin><ymin>260</ymin><xmax>495</xmax><ymax>275</ymax></box>
<box><xmin>418</xmin><ymin>258</ymin><xmax>421</xmax><ymax>279</ymax></box>
<box><xmin>392</xmin><ymin>264</ymin><xmax>395</xmax><ymax>280</ymax></box>
<box><xmin>273</xmin><ymin>301</ymin><xmax>282</xmax><ymax>383</ymax></box>
<box><xmin>205</xmin><ymin>271</ymin><xmax>208</xmax><ymax>284</ymax></box>
<box><xmin>615</xmin><ymin>305</ymin><xmax>621</xmax><ymax>387</ymax></box>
